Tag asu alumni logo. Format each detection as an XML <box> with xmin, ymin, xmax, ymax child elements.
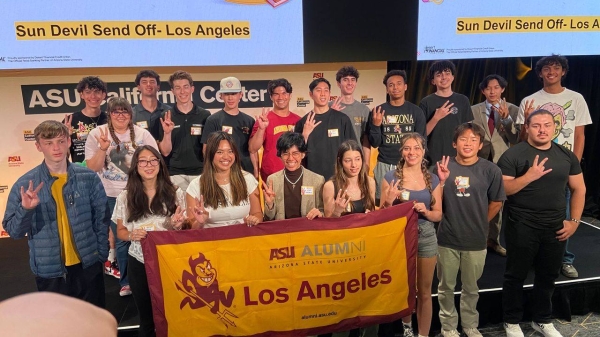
<box><xmin>176</xmin><ymin>252</ymin><xmax>238</xmax><ymax>327</ymax></box>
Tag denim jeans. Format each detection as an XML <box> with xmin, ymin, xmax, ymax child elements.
<box><xmin>108</xmin><ymin>196</ymin><xmax>130</xmax><ymax>287</ymax></box>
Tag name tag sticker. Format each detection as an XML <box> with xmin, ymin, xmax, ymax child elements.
<box><xmin>191</xmin><ymin>126</ymin><xmax>202</xmax><ymax>135</ymax></box>
<box><xmin>222</xmin><ymin>126</ymin><xmax>233</xmax><ymax>134</ymax></box>
<box><xmin>136</xmin><ymin>121</ymin><xmax>148</xmax><ymax>129</ymax></box>
<box><xmin>301</xmin><ymin>186</ymin><xmax>314</xmax><ymax>195</ymax></box>
<box><xmin>140</xmin><ymin>224</ymin><xmax>155</xmax><ymax>231</ymax></box>
<box><xmin>328</xmin><ymin>128</ymin><xmax>339</xmax><ymax>137</ymax></box>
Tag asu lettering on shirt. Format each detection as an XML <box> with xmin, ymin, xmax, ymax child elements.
<box><xmin>273</xmin><ymin>124</ymin><xmax>295</xmax><ymax>135</ymax></box>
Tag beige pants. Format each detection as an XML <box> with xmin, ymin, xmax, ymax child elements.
<box><xmin>437</xmin><ymin>246</ymin><xmax>487</xmax><ymax>331</ymax></box>
<box><xmin>170</xmin><ymin>174</ymin><xmax>199</xmax><ymax>194</ymax></box>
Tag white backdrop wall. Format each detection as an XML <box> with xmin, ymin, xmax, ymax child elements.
<box><xmin>0</xmin><ymin>62</ymin><xmax>387</xmax><ymax>235</ymax></box>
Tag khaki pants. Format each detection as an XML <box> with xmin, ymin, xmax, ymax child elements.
<box><xmin>170</xmin><ymin>174</ymin><xmax>199</xmax><ymax>194</ymax></box>
<box><xmin>437</xmin><ymin>246</ymin><xmax>486</xmax><ymax>331</ymax></box>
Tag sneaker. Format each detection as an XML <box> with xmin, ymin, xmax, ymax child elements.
<box><xmin>104</xmin><ymin>261</ymin><xmax>121</xmax><ymax>279</ymax></box>
<box><xmin>463</xmin><ymin>327</ymin><xmax>483</xmax><ymax>337</ymax></box>
<box><xmin>487</xmin><ymin>239</ymin><xmax>507</xmax><ymax>257</ymax></box>
<box><xmin>561</xmin><ymin>264</ymin><xmax>578</xmax><ymax>278</ymax></box>
<box><xmin>402</xmin><ymin>324</ymin><xmax>414</xmax><ymax>337</ymax></box>
<box><xmin>440</xmin><ymin>329</ymin><xmax>460</xmax><ymax>337</ymax></box>
<box><xmin>504</xmin><ymin>323</ymin><xmax>524</xmax><ymax>337</ymax></box>
<box><xmin>119</xmin><ymin>285</ymin><xmax>132</xmax><ymax>297</ymax></box>
<box><xmin>531</xmin><ymin>322</ymin><xmax>563</xmax><ymax>337</ymax></box>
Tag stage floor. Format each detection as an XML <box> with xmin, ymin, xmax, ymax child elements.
<box><xmin>1</xmin><ymin>219</ymin><xmax>599</xmax><ymax>334</ymax></box>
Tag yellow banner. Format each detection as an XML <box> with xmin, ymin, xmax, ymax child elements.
<box><xmin>14</xmin><ymin>21</ymin><xmax>251</xmax><ymax>40</ymax></box>
<box><xmin>456</xmin><ymin>16</ymin><xmax>600</xmax><ymax>34</ymax></box>
<box><xmin>143</xmin><ymin>203</ymin><xmax>418</xmax><ymax>337</ymax></box>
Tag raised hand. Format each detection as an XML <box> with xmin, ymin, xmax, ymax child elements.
<box><xmin>170</xmin><ymin>206</ymin><xmax>185</xmax><ymax>230</ymax></box>
<box><xmin>263</xmin><ymin>180</ymin><xmax>276</xmax><ymax>210</ymax></box>
<box><xmin>384</xmin><ymin>179</ymin><xmax>402</xmax><ymax>207</ymax></box>
<box><xmin>523</xmin><ymin>99</ymin><xmax>537</xmax><ymax>121</ymax></box>
<box><xmin>333</xmin><ymin>189</ymin><xmax>351</xmax><ymax>216</ymax></box>
<box><xmin>63</xmin><ymin>114</ymin><xmax>73</xmax><ymax>135</ymax></box>
<box><xmin>20</xmin><ymin>180</ymin><xmax>44</xmax><ymax>210</ymax></box>
<box><xmin>257</xmin><ymin>108</ymin><xmax>270</xmax><ymax>130</ymax></box>
<box><xmin>160</xmin><ymin>110</ymin><xmax>175</xmax><ymax>134</ymax></box>
<box><xmin>306</xmin><ymin>208</ymin><xmax>323</xmax><ymax>220</ymax></box>
<box><xmin>371</xmin><ymin>106</ymin><xmax>385</xmax><ymax>127</ymax></box>
<box><xmin>496</xmin><ymin>98</ymin><xmax>510</xmax><ymax>119</ymax></box>
<box><xmin>95</xmin><ymin>127</ymin><xmax>111</xmax><ymax>151</ymax></box>
<box><xmin>302</xmin><ymin>111</ymin><xmax>322</xmax><ymax>140</ymax></box>
<box><xmin>330</xmin><ymin>96</ymin><xmax>346</xmax><ymax>111</ymax></box>
<box><xmin>525</xmin><ymin>155</ymin><xmax>552</xmax><ymax>182</ymax></box>
<box><xmin>192</xmin><ymin>195</ymin><xmax>209</xmax><ymax>228</ymax></box>
<box><xmin>433</xmin><ymin>100</ymin><xmax>455</xmax><ymax>121</ymax></box>
<box><xmin>436</xmin><ymin>156</ymin><xmax>451</xmax><ymax>183</ymax></box>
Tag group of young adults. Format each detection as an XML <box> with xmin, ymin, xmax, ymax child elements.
<box><xmin>2</xmin><ymin>55</ymin><xmax>589</xmax><ymax>337</ymax></box>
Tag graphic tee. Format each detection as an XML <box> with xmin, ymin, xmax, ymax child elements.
<box><xmin>330</xmin><ymin>100</ymin><xmax>370</xmax><ymax>144</ymax></box>
<box><xmin>517</xmin><ymin>88</ymin><xmax>592</xmax><ymax>151</ymax></box>
<box><xmin>63</xmin><ymin>111</ymin><xmax>108</xmax><ymax>163</ymax></box>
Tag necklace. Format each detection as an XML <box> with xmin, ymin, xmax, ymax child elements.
<box><xmin>403</xmin><ymin>170</ymin><xmax>422</xmax><ymax>183</ymax></box>
<box><xmin>83</xmin><ymin>113</ymin><xmax>101</xmax><ymax>126</ymax></box>
<box><xmin>284</xmin><ymin>167</ymin><xmax>304</xmax><ymax>189</ymax></box>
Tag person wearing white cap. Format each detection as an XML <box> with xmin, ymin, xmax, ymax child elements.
<box><xmin>201</xmin><ymin>76</ymin><xmax>258</xmax><ymax>176</ymax></box>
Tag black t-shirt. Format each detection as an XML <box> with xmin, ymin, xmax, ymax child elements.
<box><xmin>201</xmin><ymin>110</ymin><xmax>255</xmax><ymax>173</ymax></box>
<box><xmin>159</xmin><ymin>104</ymin><xmax>210</xmax><ymax>175</ymax></box>
<box><xmin>366</xmin><ymin>101</ymin><xmax>426</xmax><ymax>165</ymax></box>
<box><xmin>132</xmin><ymin>101</ymin><xmax>171</xmax><ymax>140</ymax></box>
<box><xmin>419</xmin><ymin>93</ymin><xmax>473</xmax><ymax>165</ymax></box>
<box><xmin>497</xmin><ymin>141</ymin><xmax>582</xmax><ymax>230</ymax></box>
<box><xmin>294</xmin><ymin>109</ymin><xmax>356</xmax><ymax>181</ymax></box>
<box><xmin>64</xmin><ymin>111</ymin><xmax>108</xmax><ymax>163</ymax></box>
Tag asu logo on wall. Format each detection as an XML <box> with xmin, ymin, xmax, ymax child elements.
<box><xmin>143</xmin><ymin>202</ymin><xmax>418</xmax><ymax>337</ymax></box>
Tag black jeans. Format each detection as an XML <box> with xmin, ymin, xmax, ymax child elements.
<box><xmin>502</xmin><ymin>215</ymin><xmax>566</xmax><ymax>324</ymax></box>
<box><xmin>128</xmin><ymin>255</ymin><xmax>156</xmax><ymax>337</ymax></box>
<box><xmin>35</xmin><ymin>261</ymin><xmax>105</xmax><ymax>308</ymax></box>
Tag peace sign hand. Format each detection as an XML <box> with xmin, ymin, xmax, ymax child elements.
<box><xmin>20</xmin><ymin>180</ymin><xmax>44</xmax><ymax>210</ymax></box>
<box><xmin>371</xmin><ymin>106</ymin><xmax>385</xmax><ymax>127</ymax></box>
<box><xmin>63</xmin><ymin>114</ymin><xmax>74</xmax><ymax>135</ymax></box>
<box><xmin>170</xmin><ymin>206</ymin><xmax>185</xmax><ymax>230</ymax></box>
<box><xmin>263</xmin><ymin>180</ymin><xmax>276</xmax><ymax>210</ymax></box>
<box><xmin>330</xmin><ymin>96</ymin><xmax>346</xmax><ymax>111</ymax></box>
<box><xmin>193</xmin><ymin>195</ymin><xmax>209</xmax><ymax>228</ymax></box>
<box><xmin>523</xmin><ymin>99</ymin><xmax>538</xmax><ymax>121</ymax></box>
<box><xmin>333</xmin><ymin>189</ymin><xmax>351</xmax><ymax>215</ymax></box>
<box><xmin>433</xmin><ymin>100</ymin><xmax>455</xmax><ymax>121</ymax></box>
<box><xmin>160</xmin><ymin>110</ymin><xmax>175</xmax><ymax>135</ymax></box>
<box><xmin>95</xmin><ymin>127</ymin><xmax>111</xmax><ymax>152</ymax></box>
<box><xmin>496</xmin><ymin>98</ymin><xmax>510</xmax><ymax>119</ymax></box>
<box><xmin>384</xmin><ymin>179</ymin><xmax>402</xmax><ymax>207</ymax></box>
<box><xmin>257</xmin><ymin>108</ymin><xmax>270</xmax><ymax>130</ymax></box>
<box><xmin>436</xmin><ymin>156</ymin><xmax>451</xmax><ymax>183</ymax></box>
<box><xmin>525</xmin><ymin>155</ymin><xmax>552</xmax><ymax>182</ymax></box>
<box><xmin>302</xmin><ymin>111</ymin><xmax>322</xmax><ymax>140</ymax></box>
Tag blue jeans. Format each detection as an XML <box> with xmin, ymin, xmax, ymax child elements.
<box><xmin>563</xmin><ymin>189</ymin><xmax>575</xmax><ymax>264</ymax></box>
<box><xmin>107</xmin><ymin>197</ymin><xmax>130</xmax><ymax>287</ymax></box>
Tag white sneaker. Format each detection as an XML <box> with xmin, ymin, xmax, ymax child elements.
<box><xmin>531</xmin><ymin>322</ymin><xmax>563</xmax><ymax>337</ymax></box>
<box><xmin>504</xmin><ymin>323</ymin><xmax>524</xmax><ymax>337</ymax></box>
<box><xmin>440</xmin><ymin>329</ymin><xmax>460</xmax><ymax>337</ymax></box>
<box><xmin>463</xmin><ymin>327</ymin><xmax>483</xmax><ymax>337</ymax></box>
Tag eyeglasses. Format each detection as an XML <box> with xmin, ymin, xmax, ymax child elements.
<box><xmin>110</xmin><ymin>110</ymin><xmax>130</xmax><ymax>116</ymax></box>
<box><xmin>281</xmin><ymin>151</ymin><xmax>302</xmax><ymax>159</ymax></box>
<box><xmin>138</xmin><ymin>159</ymin><xmax>160</xmax><ymax>167</ymax></box>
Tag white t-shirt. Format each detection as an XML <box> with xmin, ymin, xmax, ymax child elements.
<box><xmin>517</xmin><ymin>88</ymin><xmax>592</xmax><ymax>151</ymax></box>
<box><xmin>111</xmin><ymin>188</ymin><xmax>186</xmax><ymax>264</ymax></box>
<box><xmin>186</xmin><ymin>171</ymin><xmax>258</xmax><ymax>228</ymax></box>
<box><xmin>85</xmin><ymin>124</ymin><xmax>158</xmax><ymax>197</ymax></box>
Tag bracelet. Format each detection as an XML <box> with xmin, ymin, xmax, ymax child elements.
<box><xmin>570</xmin><ymin>218</ymin><xmax>580</xmax><ymax>223</ymax></box>
<box><xmin>128</xmin><ymin>232</ymin><xmax>132</xmax><ymax>241</ymax></box>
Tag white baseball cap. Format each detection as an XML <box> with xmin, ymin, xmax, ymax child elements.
<box><xmin>218</xmin><ymin>76</ymin><xmax>242</xmax><ymax>94</ymax></box>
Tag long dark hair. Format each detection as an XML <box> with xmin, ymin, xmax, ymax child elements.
<box><xmin>200</xmin><ymin>132</ymin><xmax>248</xmax><ymax>209</ymax></box>
<box><xmin>331</xmin><ymin>140</ymin><xmax>375</xmax><ymax>211</ymax></box>
<box><xmin>126</xmin><ymin>145</ymin><xmax>177</xmax><ymax>222</ymax></box>
<box><xmin>395</xmin><ymin>133</ymin><xmax>436</xmax><ymax>207</ymax></box>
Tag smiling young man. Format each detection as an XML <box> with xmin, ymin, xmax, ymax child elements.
<box><xmin>435</xmin><ymin>123</ymin><xmax>505</xmax><ymax>337</ymax></box>
<box><xmin>249</xmin><ymin>78</ymin><xmax>301</xmax><ymax>182</ymax></box>
<box><xmin>3</xmin><ymin>121</ymin><xmax>108</xmax><ymax>307</ymax></box>
<box><xmin>471</xmin><ymin>74</ymin><xmax>520</xmax><ymax>257</ymax></box>
<box><xmin>516</xmin><ymin>55</ymin><xmax>592</xmax><ymax>278</ymax></box>
<box><xmin>158</xmin><ymin>70</ymin><xmax>210</xmax><ymax>192</ymax></box>
<box><xmin>132</xmin><ymin>69</ymin><xmax>171</xmax><ymax>140</ymax></box>
<box><xmin>62</xmin><ymin>76</ymin><xmax>108</xmax><ymax>164</ymax></box>
<box><xmin>420</xmin><ymin>60</ymin><xmax>473</xmax><ymax>168</ymax></box>
<box><xmin>294</xmin><ymin>78</ymin><xmax>356</xmax><ymax>180</ymax></box>
<box><xmin>367</xmin><ymin>69</ymin><xmax>426</xmax><ymax>203</ymax></box>
<box><xmin>498</xmin><ymin>110</ymin><xmax>585</xmax><ymax>337</ymax></box>
<box><xmin>201</xmin><ymin>76</ymin><xmax>257</xmax><ymax>176</ymax></box>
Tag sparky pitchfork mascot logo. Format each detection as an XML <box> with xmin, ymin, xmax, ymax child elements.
<box><xmin>176</xmin><ymin>252</ymin><xmax>238</xmax><ymax>327</ymax></box>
